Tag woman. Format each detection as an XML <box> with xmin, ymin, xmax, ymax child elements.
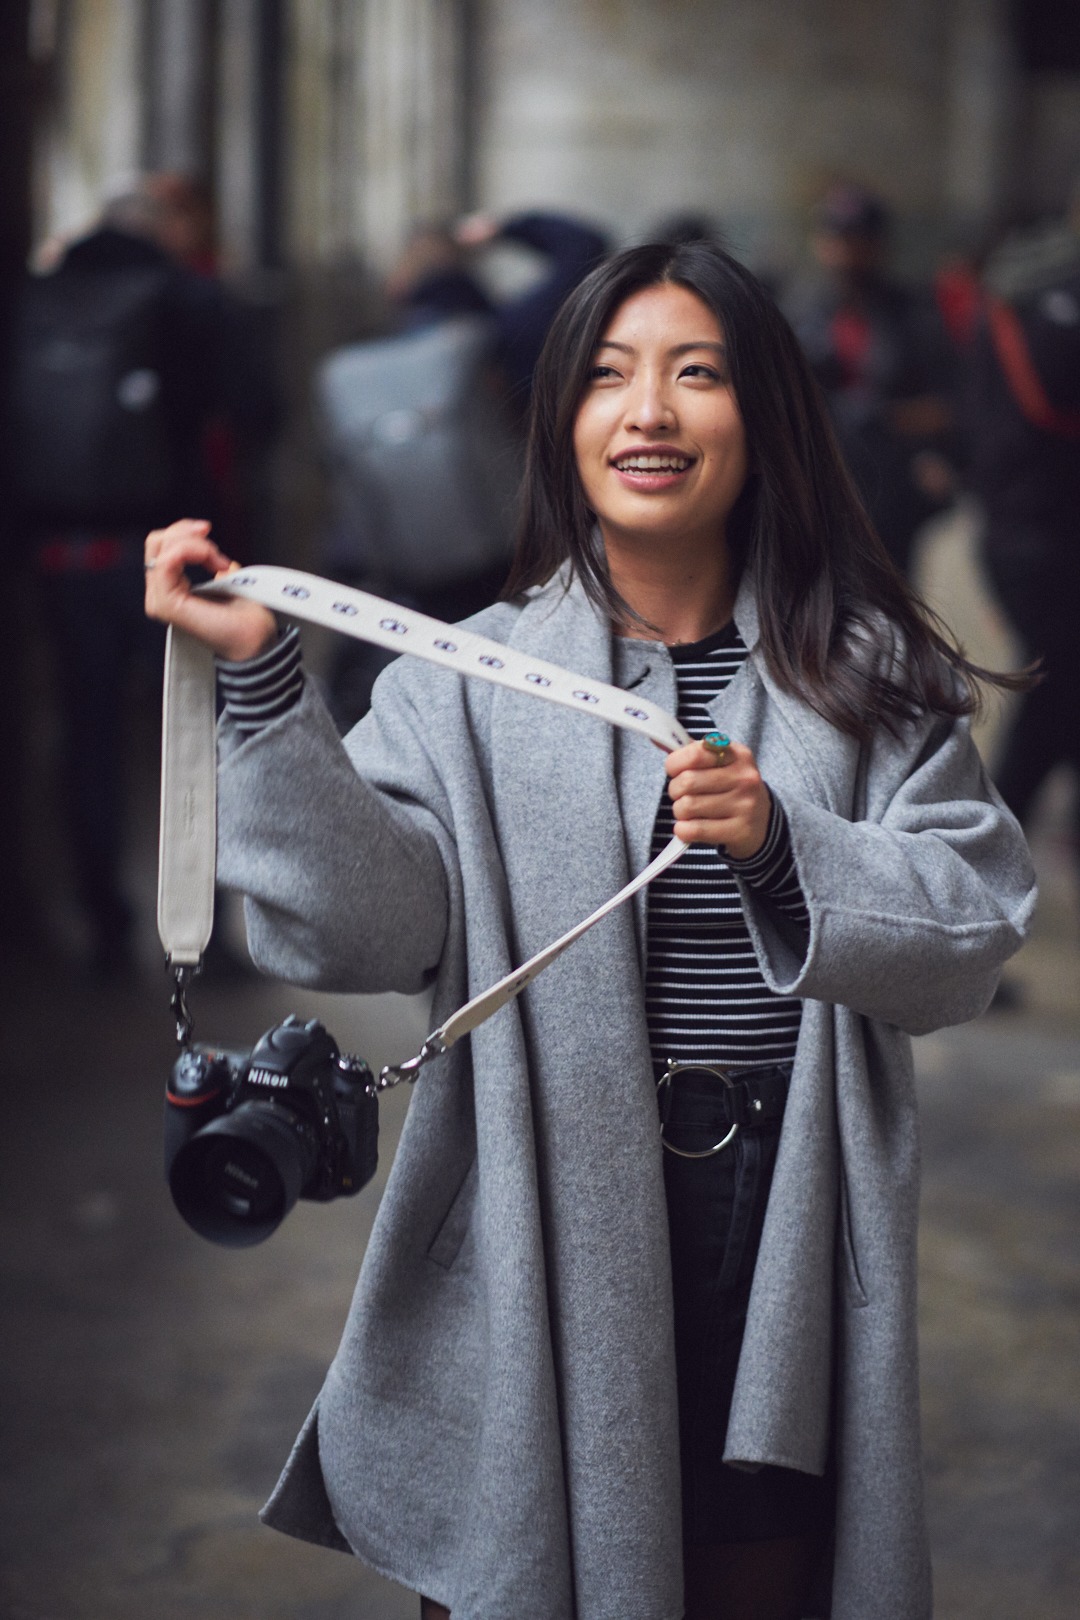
<box><xmin>145</xmin><ymin>243</ymin><xmax>1034</xmax><ymax>1620</ymax></box>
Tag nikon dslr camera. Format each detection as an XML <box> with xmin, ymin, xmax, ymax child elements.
<box><xmin>164</xmin><ymin>1015</ymin><xmax>378</xmax><ymax>1247</ymax></box>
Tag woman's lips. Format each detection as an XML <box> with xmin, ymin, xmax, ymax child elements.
<box><xmin>610</xmin><ymin>452</ymin><xmax>695</xmax><ymax>492</ymax></box>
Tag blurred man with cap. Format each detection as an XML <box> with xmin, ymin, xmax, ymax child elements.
<box><xmin>784</xmin><ymin>182</ymin><xmax>955</xmax><ymax>576</ymax></box>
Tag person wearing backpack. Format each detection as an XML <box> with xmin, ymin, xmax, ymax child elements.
<box><xmin>783</xmin><ymin>185</ymin><xmax>957</xmax><ymax>579</ymax></box>
<box><xmin>318</xmin><ymin>209</ymin><xmax>608</xmax><ymax>728</ymax></box>
<box><xmin>4</xmin><ymin>184</ymin><xmax>274</xmax><ymax>978</ymax></box>
<box><xmin>961</xmin><ymin>195</ymin><xmax>1080</xmax><ymax>931</ymax></box>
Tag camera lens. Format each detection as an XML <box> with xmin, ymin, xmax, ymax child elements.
<box><xmin>168</xmin><ymin>1100</ymin><xmax>319</xmax><ymax>1247</ymax></box>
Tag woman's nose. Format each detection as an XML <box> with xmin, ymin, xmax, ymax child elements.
<box><xmin>624</xmin><ymin>374</ymin><xmax>676</xmax><ymax>434</ymax></box>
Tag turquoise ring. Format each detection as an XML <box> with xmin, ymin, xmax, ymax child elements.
<box><xmin>703</xmin><ymin>731</ymin><xmax>731</xmax><ymax>759</ymax></box>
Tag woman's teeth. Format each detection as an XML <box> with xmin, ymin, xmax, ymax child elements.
<box><xmin>614</xmin><ymin>454</ymin><xmax>691</xmax><ymax>472</ymax></box>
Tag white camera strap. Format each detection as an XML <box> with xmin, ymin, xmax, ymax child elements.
<box><xmin>159</xmin><ymin>566</ymin><xmax>693</xmax><ymax>1084</ymax></box>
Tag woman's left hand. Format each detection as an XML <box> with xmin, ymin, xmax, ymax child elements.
<box><xmin>665</xmin><ymin>738</ymin><xmax>772</xmax><ymax>859</ymax></box>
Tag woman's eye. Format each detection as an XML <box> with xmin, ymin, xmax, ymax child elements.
<box><xmin>680</xmin><ymin>363</ymin><xmax>723</xmax><ymax>381</ymax></box>
<box><xmin>588</xmin><ymin>364</ymin><xmax>621</xmax><ymax>381</ymax></box>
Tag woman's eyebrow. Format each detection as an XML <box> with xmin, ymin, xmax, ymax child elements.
<box><xmin>669</xmin><ymin>340</ymin><xmax>727</xmax><ymax>357</ymax></box>
<box><xmin>593</xmin><ymin>339</ymin><xmax>727</xmax><ymax>356</ymax></box>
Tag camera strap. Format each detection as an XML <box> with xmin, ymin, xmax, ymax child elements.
<box><xmin>159</xmin><ymin>565</ymin><xmax>694</xmax><ymax>1083</ymax></box>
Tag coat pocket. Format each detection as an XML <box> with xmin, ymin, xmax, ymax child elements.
<box><xmin>427</xmin><ymin>1157</ymin><xmax>478</xmax><ymax>1271</ymax></box>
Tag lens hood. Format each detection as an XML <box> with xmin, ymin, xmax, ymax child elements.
<box><xmin>168</xmin><ymin>1099</ymin><xmax>318</xmax><ymax>1247</ymax></box>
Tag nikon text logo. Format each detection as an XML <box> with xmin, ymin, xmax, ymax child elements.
<box><xmin>249</xmin><ymin>1067</ymin><xmax>288</xmax><ymax>1088</ymax></box>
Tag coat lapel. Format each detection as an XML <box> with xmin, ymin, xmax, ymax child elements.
<box><xmin>489</xmin><ymin>576</ymin><xmax>632</xmax><ymax>960</ymax></box>
<box><xmin>731</xmin><ymin>573</ymin><xmax>858</xmax><ymax>814</ymax></box>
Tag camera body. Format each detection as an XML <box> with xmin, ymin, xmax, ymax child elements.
<box><xmin>164</xmin><ymin>1015</ymin><xmax>378</xmax><ymax>1247</ymax></box>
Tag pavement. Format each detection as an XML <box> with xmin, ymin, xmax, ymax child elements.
<box><xmin>2</xmin><ymin>511</ymin><xmax>1077</xmax><ymax>1619</ymax></box>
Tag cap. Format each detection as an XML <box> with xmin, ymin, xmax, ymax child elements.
<box><xmin>813</xmin><ymin>184</ymin><xmax>890</xmax><ymax>239</ymax></box>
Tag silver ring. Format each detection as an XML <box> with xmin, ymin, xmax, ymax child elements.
<box><xmin>657</xmin><ymin>1061</ymin><xmax>739</xmax><ymax>1157</ymax></box>
<box><xmin>144</xmin><ymin>559</ymin><xmax>157</xmax><ymax>571</ymax></box>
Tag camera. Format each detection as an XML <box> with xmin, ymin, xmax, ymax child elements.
<box><xmin>164</xmin><ymin>1015</ymin><xmax>378</xmax><ymax>1247</ymax></box>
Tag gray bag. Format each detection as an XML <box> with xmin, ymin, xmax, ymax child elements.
<box><xmin>315</xmin><ymin>316</ymin><xmax>522</xmax><ymax>591</ymax></box>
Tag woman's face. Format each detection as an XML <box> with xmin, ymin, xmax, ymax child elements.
<box><xmin>572</xmin><ymin>281</ymin><xmax>748</xmax><ymax>556</ymax></box>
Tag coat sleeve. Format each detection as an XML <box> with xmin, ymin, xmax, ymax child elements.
<box><xmin>736</xmin><ymin>712</ymin><xmax>1036</xmax><ymax>1035</ymax></box>
<box><xmin>215</xmin><ymin>663</ymin><xmax>455</xmax><ymax>994</ymax></box>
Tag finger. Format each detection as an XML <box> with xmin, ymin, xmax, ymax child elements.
<box><xmin>149</xmin><ymin>532</ymin><xmax>235</xmax><ymax>590</ymax></box>
<box><xmin>671</xmin><ymin>788</ymin><xmax>743</xmax><ymax>817</ymax></box>
<box><xmin>673</xmin><ymin>817</ymin><xmax>737</xmax><ymax>844</ymax></box>
<box><xmin>668</xmin><ymin>762</ymin><xmax>754</xmax><ymax>803</ymax></box>
<box><xmin>665</xmin><ymin>738</ymin><xmax>748</xmax><ymax>778</ymax></box>
<box><xmin>144</xmin><ymin>517</ymin><xmax>211</xmax><ymax>559</ymax></box>
<box><xmin>665</xmin><ymin>741</ymin><xmax>702</xmax><ymax>775</ymax></box>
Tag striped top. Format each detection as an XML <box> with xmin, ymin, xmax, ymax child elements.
<box><xmin>646</xmin><ymin>623</ymin><xmax>807</xmax><ymax>1072</ymax></box>
<box><xmin>218</xmin><ymin>629</ymin><xmax>305</xmax><ymax>735</ymax></box>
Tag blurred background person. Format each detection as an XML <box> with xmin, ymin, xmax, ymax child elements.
<box><xmin>2</xmin><ymin>177</ymin><xmax>277</xmax><ymax>978</ymax></box>
<box><xmin>316</xmin><ymin>208</ymin><xmax>608</xmax><ymax>727</ymax></box>
<box><xmin>932</xmin><ymin>230</ymin><xmax>996</xmax><ymax>356</ymax></box>
<box><xmin>783</xmin><ymin>182</ymin><xmax>956</xmax><ymax>577</ymax></box>
<box><xmin>386</xmin><ymin>210</ymin><xmax>608</xmax><ymax>408</ymax></box>
<box><xmin>143</xmin><ymin>170</ymin><xmax>279</xmax><ymax>562</ymax></box>
<box><xmin>142</xmin><ymin>169</ymin><xmax>218</xmax><ymax>275</ymax></box>
<box><xmin>642</xmin><ymin>213</ymin><xmax>793</xmax><ymax>299</ymax></box>
<box><xmin>960</xmin><ymin>186</ymin><xmax>1080</xmax><ymax>933</ymax></box>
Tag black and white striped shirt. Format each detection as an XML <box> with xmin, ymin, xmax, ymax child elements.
<box><xmin>217</xmin><ymin>630</ymin><xmax>305</xmax><ymax>735</ymax></box>
<box><xmin>646</xmin><ymin>624</ymin><xmax>807</xmax><ymax>1073</ymax></box>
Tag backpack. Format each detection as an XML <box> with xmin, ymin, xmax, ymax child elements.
<box><xmin>982</xmin><ymin>224</ymin><xmax>1080</xmax><ymax>440</ymax></box>
<box><xmin>6</xmin><ymin>263</ymin><xmax>179</xmax><ymax>527</ymax></box>
<box><xmin>314</xmin><ymin>316</ymin><xmax>522</xmax><ymax>592</ymax></box>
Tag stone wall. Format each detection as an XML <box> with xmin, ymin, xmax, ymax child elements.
<box><xmin>32</xmin><ymin>0</ymin><xmax>145</xmax><ymax>248</ymax></box>
<box><xmin>30</xmin><ymin>0</ymin><xmax>1079</xmax><ymax>277</ymax></box>
<box><xmin>473</xmin><ymin>0</ymin><xmax>1032</xmax><ymax>274</ymax></box>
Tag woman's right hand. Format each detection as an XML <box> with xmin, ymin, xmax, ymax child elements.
<box><xmin>144</xmin><ymin>519</ymin><xmax>277</xmax><ymax>662</ymax></box>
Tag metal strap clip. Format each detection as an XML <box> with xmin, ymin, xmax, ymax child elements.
<box><xmin>168</xmin><ymin>959</ymin><xmax>202</xmax><ymax>1048</ymax></box>
<box><xmin>374</xmin><ymin>1035</ymin><xmax>449</xmax><ymax>1094</ymax></box>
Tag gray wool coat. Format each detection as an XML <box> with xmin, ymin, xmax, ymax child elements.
<box><xmin>215</xmin><ymin>570</ymin><xmax>1035</xmax><ymax>1620</ymax></box>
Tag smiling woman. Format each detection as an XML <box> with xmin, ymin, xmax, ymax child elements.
<box><xmin>145</xmin><ymin>241</ymin><xmax>1036</xmax><ymax>1620</ymax></box>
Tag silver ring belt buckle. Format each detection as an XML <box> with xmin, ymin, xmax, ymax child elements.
<box><xmin>657</xmin><ymin>1060</ymin><xmax>739</xmax><ymax>1159</ymax></box>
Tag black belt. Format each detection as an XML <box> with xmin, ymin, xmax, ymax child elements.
<box><xmin>657</xmin><ymin>1060</ymin><xmax>793</xmax><ymax>1158</ymax></box>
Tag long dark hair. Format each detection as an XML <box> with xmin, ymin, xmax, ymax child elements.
<box><xmin>502</xmin><ymin>241</ymin><xmax>1027</xmax><ymax>741</ymax></box>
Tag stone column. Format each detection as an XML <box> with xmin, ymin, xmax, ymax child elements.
<box><xmin>943</xmin><ymin>0</ymin><xmax>1023</xmax><ymax>232</ymax></box>
<box><xmin>217</xmin><ymin>0</ymin><xmax>286</xmax><ymax>273</ymax></box>
<box><xmin>287</xmin><ymin>0</ymin><xmax>470</xmax><ymax>272</ymax></box>
<box><xmin>143</xmin><ymin>0</ymin><xmax>216</xmax><ymax>177</ymax></box>
<box><xmin>34</xmin><ymin>0</ymin><xmax>148</xmax><ymax>240</ymax></box>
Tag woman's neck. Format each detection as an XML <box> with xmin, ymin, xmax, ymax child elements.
<box><xmin>605</xmin><ymin>533</ymin><xmax>737</xmax><ymax>646</ymax></box>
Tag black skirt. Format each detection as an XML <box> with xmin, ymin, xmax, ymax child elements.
<box><xmin>660</xmin><ymin>1062</ymin><xmax>835</xmax><ymax>1546</ymax></box>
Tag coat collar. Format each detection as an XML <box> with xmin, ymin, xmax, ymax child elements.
<box><xmin>520</xmin><ymin>561</ymin><xmax>762</xmax><ymax>650</ymax></box>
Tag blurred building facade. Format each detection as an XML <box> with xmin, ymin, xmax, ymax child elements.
<box><xmin>25</xmin><ymin>0</ymin><xmax>1080</xmax><ymax>274</ymax></box>
<box><xmin>28</xmin><ymin>0</ymin><xmax>471</xmax><ymax>279</ymax></box>
<box><xmin>10</xmin><ymin>0</ymin><xmax>1080</xmax><ymax>559</ymax></box>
